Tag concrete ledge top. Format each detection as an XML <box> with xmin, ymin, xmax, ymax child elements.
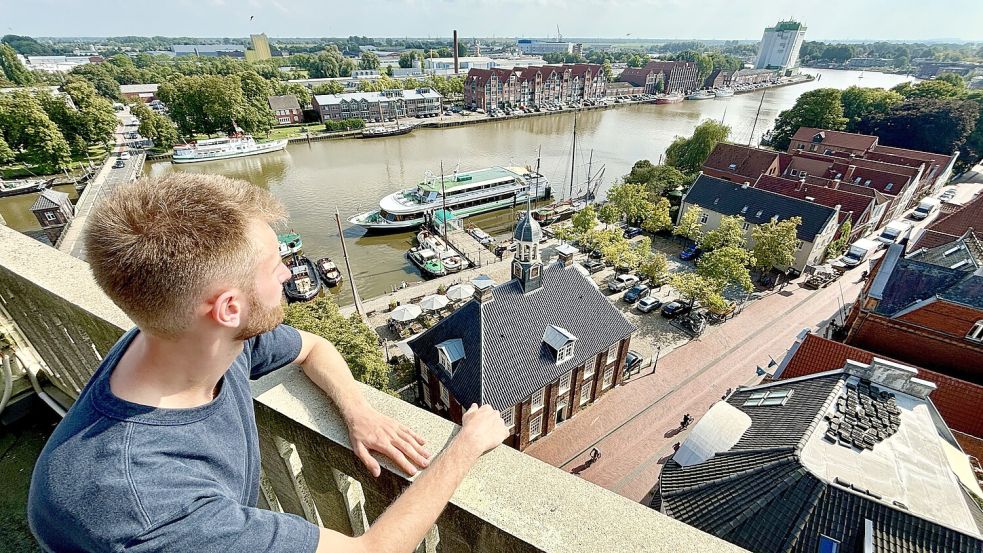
<box><xmin>252</xmin><ymin>367</ymin><xmax>747</xmax><ymax>552</ymax></box>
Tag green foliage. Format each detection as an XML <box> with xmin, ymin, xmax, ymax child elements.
<box><xmin>398</xmin><ymin>51</ymin><xmax>419</xmax><ymax>69</ymax></box>
<box><xmin>0</xmin><ymin>91</ymin><xmax>72</xmax><ymax>170</ymax></box>
<box><xmin>751</xmin><ymin>217</ymin><xmax>802</xmax><ymax>272</ymax></box>
<box><xmin>699</xmin><ymin>215</ymin><xmax>746</xmax><ymax>251</ymax></box>
<box><xmin>324</xmin><ymin>118</ymin><xmax>366</xmax><ymax>132</ymax></box>
<box><xmin>312</xmin><ymin>81</ymin><xmax>345</xmax><ymax>95</ymax></box>
<box><xmin>935</xmin><ymin>73</ymin><xmax>966</xmax><ymax>89</ymax></box>
<box><xmin>671</xmin><ymin>50</ymin><xmax>713</xmax><ymax>84</ymax></box>
<box><xmin>769</xmin><ymin>88</ymin><xmax>847</xmax><ymax>151</ymax></box>
<box><xmin>638</xmin><ymin>251</ymin><xmax>670</xmax><ymax>284</ymax></box>
<box><xmin>826</xmin><ymin>219</ymin><xmax>853</xmax><ymax>258</ymax></box>
<box><xmin>0</xmin><ymin>134</ymin><xmax>14</xmax><ymax>164</ymax></box>
<box><xmin>669</xmin><ymin>272</ymin><xmax>727</xmax><ymax>311</ymax></box>
<box><xmin>894</xmin><ymin>79</ymin><xmax>963</xmax><ymax>100</ymax></box>
<box><xmin>664</xmin><ymin>120</ymin><xmax>730</xmax><ymax>174</ymax></box>
<box><xmin>0</xmin><ymin>43</ymin><xmax>33</xmax><ymax>85</ymax></box>
<box><xmin>820</xmin><ymin>44</ymin><xmax>854</xmax><ymax>63</ymax></box>
<box><xmin>283</xmin><ymin>295</ymin><xmax>393</xmax><ymax>394</ymax></box>
<box><xmin>642</xmin><ymin>197</ymin><xmax>673</xmax><ymax>234</ymax></box>
<box><xmin>605</xmin><ymin>182</ymin><xmax>653</xmax><ymax>225</ymax></box>
<box><xmin>571</xmin><ymin>204</ymin><xmax>598</xmax><ymax>236</ymax></box>
<box><xmin>581</xmin><ymin>227</ymin><xmax>622</xmax><ymax>254</ymax></box>
<box><xmin>597</xmin><ymin>202</ymin><xmax>620</xmax><ymax>226</ymax></box>
<box><xmin>359</xmin><ymin>52</ymin><xmax>381</xmax><ymax>70</ymax></box>
<box><xmin>624</xmin><ymin>160</ymin><xmax>690</xmax><ymax>198</ymax></box>
<box><xmin>130</xmin><ymin>102</ymin><xmax>178</xmax><ymax>149</ymax></box>
<box><xmin>840</xmin><ymin>86</ymin><xmax>903</xmax><ymax>133</ymax></box>
<box><xmin>158</xmin><ymin>73</ymin><xmax>275</xmax><ymax>137</ymax></box>
<box><xmin>626</xmin><ymin>53</ymin><xmax>648</xmax><ymax>68</ymax></box>
<box><xmin>864</xmin><ymin>98</ymin><xmax>979</xmax><ymax>156</ymax></box>
<box><xmin>602</xmin><ymin>61</ymin><xmax>613</xmax><ymax>81</ymax></box>
<box><xmin>673</xmin><ymin>205</ymin><xmax>704</xmax><ymax>241</ymax></box>
<box><xmin>602</xmin><ymin>234</ymin><xmax>649</xmax><ymax>272</ymax></box>
<box><xmin>697</xmin><ymin>246</ymin><xmax>755</xmax><ymax>292</ymax></box>
<box><xmin>1</xmin><ymin>34</ymin><xmax>52</xmax><ymax>56</ymax></box>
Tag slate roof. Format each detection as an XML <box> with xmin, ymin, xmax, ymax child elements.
<box><xmin>268</xmin><ymin>94</ymin><xmax>301</xmax><ymax>111</ymax></box>
<box><xmin>30</xmin><ymin>188</ymin><xmax>68</xmax><ymax>211</ymax></box>
<box><xmin>684</xmin><ymin>174</ymin><xmax>837</xmax><ymax>242</ymax></box>
<box><xmin>872</xmin><ymin>237</ymin><xmax>983</xmax><ymax>314</ymax></box>
<box><xmin>754</xmin><ymin>174</ymin><xmax>874</xmax><ymax>229</ymax></box>
<box><xmin>791</xmin><ymin>127</ymin><xmax>878</xmax><ymax>152</ymax></box>
<box><xmin>408</xmin><ymin>261</ymin><xmax>636</xmax><ymax>410</ymax></box>
<box><xmin>514</xmin><ymin>206</ymin><xmax>542</xmax><ymax>243</ymax></box>
<box><xmin>702</xmin><ymin>143</ymin><xmax>780</xmax><ymax>182</ymax></box>
<box><xmin>655</xmin><ymin>372</ymin><xmax>983</xmax><ymax>553</ymax></box>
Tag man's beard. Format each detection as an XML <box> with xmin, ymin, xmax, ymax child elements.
<box><xmin>235</xmin><ymin>291</ymin><xmax>284</xmax><ymax>341</ymax></box>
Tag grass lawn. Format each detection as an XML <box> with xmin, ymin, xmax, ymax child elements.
<box><xmin>0</xmin><ymin>145</ymin><xmax>109</xmax><ymax>180</ymax></box>
<box><xmin>264</xmin><ymin>125</ymin><xmax>316</xmax><ymax>141</ymax></box>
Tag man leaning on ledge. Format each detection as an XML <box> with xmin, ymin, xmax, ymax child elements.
<box><xmin>27</xmin><ymin>174</ymin><xmax>508</xmax><ymax>552</ymax></box>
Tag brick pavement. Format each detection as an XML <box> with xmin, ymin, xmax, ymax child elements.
<box><xmin>524</xmin><ymin>262</ymin><xmax>869</xmax><ymax>503</ymax></box>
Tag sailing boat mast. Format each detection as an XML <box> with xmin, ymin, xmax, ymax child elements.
<box><xmin>568</xmin><ymin>116</ymin><xmax>577</xmax><ymax>201</ymax></box>
<box><xmin>585</xmin><ymin>148</ymin><xmax>594</xmax><ymax>199</ymax></box>
<box><xmin>534</xmin><ymin>145</ymin><xmax>542</xmax><ymax>199</ymax></box>
<box><xmin>748</xmin><ymin>88</ymin><xmax>767</xmax><ymax>147</ymax></box>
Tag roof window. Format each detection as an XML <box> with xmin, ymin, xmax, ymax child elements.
<box><xmin>755</xmin><ymin>210</ymin><xmax>763</xmax><ymax>218</ymax></box>
<box><xmin>740</xmin><ymin>205</ymin><xmax>749</xmax><ymax>214</ymax></box>
<box><xmin>728</xmin><ymin>163</ymin><xmax>737</xmax><ymax>170</ymax></box>
<box><xmin>743</xmin><ymin>389</ymin><xmax>794</xmax><ymax>407</ymax></box>
<box><xmin>968</xmin><ymin>320</ymin><xmax>983</xmax><ymax>343</ymax></box>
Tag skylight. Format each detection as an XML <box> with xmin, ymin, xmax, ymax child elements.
<box><xmin>743</xmin><ymin>389</ymin><xmax>794</xmax><ymax>407</ymax></box>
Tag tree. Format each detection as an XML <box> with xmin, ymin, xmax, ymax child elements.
<box><xmin>283</xmin><ymin>295</ymin><xmax>393</xmax><ymax>394</ymax></box>
<box><xmin>826</xmin><ymin>219</ymin><xmax>852</xmax><ymax>257</ymax></box>
<box><xmin>598</xmin><ymin>202</ymin><xmax>620</xmax><ymax>227</ymax></box>
<box><xmin>581</xmin><ymin>227</ymin><xmax>622</xmax><ymax>253</ymax></box>
<box><xmin>895</xmin><ymin>79</ymin><xmax>963</xmax><ymax>100</ymax></box>
<box><xmin>699</xmin><ymin>215</ymin><xmax>746</xmax><ymax>251</ymax></box>
<box><xmin>0</xmin><ymin>134</ymin><xmax>14</xmax><ymax>164</ymax></box>
<box><xmin>820</xmin><ymin>44</ymin><xmax>854</xmax><ymax>64</ymax></box>
<box><xmin>624</xmin><ymin>160</ymin><xmax>690</xmax><ymax>198</ymax></box>
<box><xmin>0</xmin><ymin>43</ymin><xmax>33</xmax><ymax>85</ymax></box>
<box><xmin>697</xmin><ymin>246</ymin><xmax>754</xmax><ymax>292</ymax></box>
<box><xmin>130</xmin><ymin>101</ymin><xmax>178</xmax><ymax>149</ymax></box>
<box><xmin>664</xmin><ymin>120</ymin><xmax>730</xmax><ymax>174</ymax></box>
<box><xmin>603</xmin><ymin>235</ymin><xmax>650</xmax><ymax>273</ymax></box>
<box><xmin>626</xmin><ymin>53</ymin><xmax>647</xmax><ymax>68</ymax></box>
<box><xmin>673</xmin><ymin>205</ymin><xmax>704</xmax><ymax>242</ymax></box>
<box><xmin>642</xmin><ymin>197</ymin><xmax>673</xmax><ymax>234</ymax></box>
<box><xmin>359</xmin><ymin>51</ymin><xmax>381</xmax><ymax>70</ymax></box>
<box><xmin>571</xmin><ymin>204</ymin><xmax>598</xmax><ymax>236</ymax></box>
<box><xmin>158</xmin><ymin>74</ymin><xmax>274</xmax><ymax>137</ymax></box>
<box><xmin>62</xmin><ymin>78</ymin><xmax>118</xmax><ymax>147</ymax></box>
<box><xmin>605</xmin><ymin>182</ymin><xmax>652</xmax><ymax>225</ymax></box>
<box><xmin>312</xmin><ymin>82</ymin><xmax>345</xmax><ymax>95</ymax></box>
<box><xmin>1</xmin><ymin>35</ymin><xmax>52</xmax><ymax>56</ymax></box>
<box><xmin>864</xmin><ymin>98</ymin><xmax>979</xmax><ymax>156</ymax></box>
<box><xmin>0</xmin><ymin>92</ymin><xmax>71</xmax><ymax>170</ymax></box>
<box><xmin>673</xmin><ymin>50</ymin><xmax>713</xmax><ymax>85</ymax></box>
<box><xmin>751</xmin><ymin>217</ymin><xmax>801</xmax><ymax>274</ymax></box>
<box><xmin>398</xmin><ymin>51</ymin><xmax>419</xmax><ymax>69</ymax></box>
<box><xmin>638</xmin><ymin>251</ymin><xmax>670</xmax><ymax>284</ymax></box>
<box><xmin>602</xmin><ymin>61</ymin><xmax>613</xmax><ymax>82</ymax></box>
<box><xmin>840</xmin><ymin>86</ymin><xmax>903</xmax><ymax>133</ymax></box>
<box><xmin>669</xmin><ymin>272</ymin><xmax>728</xmax><ymax>311</ymax></box>
<box><xmin>768</xmin><ymin>88</ymin><xmax>847</xmax><ymax>151</ymax></box>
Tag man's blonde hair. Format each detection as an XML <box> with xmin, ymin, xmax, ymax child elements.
<box><xmin>85</xmin><ymin>173</ymin><xmax>286</xmax><ymax>338</ymax></box>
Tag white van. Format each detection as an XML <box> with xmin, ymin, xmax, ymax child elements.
<box><xmin>833</xmin><ymin>238</ymin><xmax>880</xmax><ymax>270</ymax></box>
<box><xmin>911</xmin><ymin>198</ymin><xmax>940</xmax><ymax>220</ymax></box>
<box><xmin>876</xmin><ymin>221</ymin><xmax>912</xmax><ymax>246</ymax></box>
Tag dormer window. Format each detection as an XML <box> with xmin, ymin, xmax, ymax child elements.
<box><xmin>885</xmin><ymin>182</ymin><xmax>894</xmax><ymax>191</ymax></box>
<box><xmin>789</xmin><ymin>169</ymin><xmax>798</xmax><ymax>177</ymax></box>
<box><xmin>728</xmin><ymin>163</ymin><xmax>737</xmax><ymax>170</ymax></box>
<box><xmin>543</xmin><ymin>325</ymin><xmax>577</xmax><ymax>364</ymax></box>
<box><xmin>740</xmin><ymin>205</ymin><xmax>749</xmax><ymax>214</ymax></box>
<box><xmin>967</xmin><ymin>320</ymin><xmax>983</xmax><ymax>343</ymax></box>
<box><xmin>435</xmin><ymin>339</ymin><xmax>465</xmax><ymax>374</ymax></box>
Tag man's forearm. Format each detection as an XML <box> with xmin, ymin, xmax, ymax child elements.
<box><xmin>299</xmin><ymin>339</ymin><xmax>368</xmax><ymax>421</ymax></box>
<box><xmin>358</xmin><ymin>437</ymin><xmax>480</xmax><ymax>553</ymax></box>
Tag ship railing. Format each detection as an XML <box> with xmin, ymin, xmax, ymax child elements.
<box><xmin>0</xmin><ymin>225</ymin><xmax>746</xmax><ymax>553</ymax></box>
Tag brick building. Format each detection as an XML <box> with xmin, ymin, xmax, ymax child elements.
<box><xmin>910</xmin><ymin>191</ymin><xmax>983</xmax><ymax>251</ymax></box>
<box><xmin>776</xmin><ymin>331</ymin><xmax>983</xmax><ymax>466</ymax></box>
<box><xmin>267</xmin><ymin>95</ymin><xmax>303</xmax><ymax>126</ymax></box>
<box><xmin>118</xmin><ymin>84</ymin><xmax>159</xmax><ymax>103</ymax></box>
<box><xmin>464</xmin><ymin>64</ymin><xmax>607</xmax><ymax>111</ymax></box>
<box><xmin>616</xmin><ymin>61</ymin><xmax>700</xmax><ymax>94</ymax></box>
<box><xmin>30</xmin><ymin>189</ymin><xmax>74</xmax><ymax>245</ymax></box>
<box><xmin>312</xmin><ymin>88</ymin><xmax>442</xmax><ymax>123</ymax></box>
<box><xmin>844</xmin><ymin>238</ymin><xmax>983</xmax><ymax>384</ymax></box>
<box><xmin>409</xmin><ymin>210</ymin><xmax>635</xmax><ymax>450</ymax></box>
<box><xmin>753</xmin><ymin>174</ymin><xmax>881</xmax><ymax>241</ymax></box>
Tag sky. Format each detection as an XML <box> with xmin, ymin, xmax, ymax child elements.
<box><xmin>2</xmin><ymin>0</ymin><xmax>982</xmax><ymax>42</ymax></box>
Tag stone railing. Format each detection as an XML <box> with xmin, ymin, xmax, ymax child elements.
<box><xmin>0</xmin><ymin>225</ymin><xmax>745</xmax><ymax>552</ymax></box>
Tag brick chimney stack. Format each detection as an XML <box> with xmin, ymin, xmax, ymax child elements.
<box><xmin>453</xmin><ymin>30</ymin><xmax>459</xmax><ymax>74</ymax></box>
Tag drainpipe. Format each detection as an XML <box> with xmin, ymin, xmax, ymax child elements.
<box><xmin>0</xmin><ymin>352</ymin><xmax>12</xmax><ymax>417</ymax></box>
<box><xmin>13</xmin><ymin>351</ymin><xmax>66</xmax><ymax>418</ymax></box>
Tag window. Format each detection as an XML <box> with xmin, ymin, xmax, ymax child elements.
<box><xmin>502</xmin><ymin>406</ymin><xmax>514</xmax><ymax>431</ymax></box>
<box><xmin>602</xmin><ymin>366</ymin><xmax>614</xmax><ymax>389</ymax></box>
<box><xmin>818</xmin><ymin>535</ymin><xmax>840</xmax><ymax>553</ymax></box>
<box><xmin>529</xmin><ymin>412</ymin><xmax>542</xmax><ymax>439</ymax></box>
<box><xmin>789</xmin><ymin>169</ymin><xmax>798</xmax><ymax>177</ymax></box>
<box><xmin>422</xmin><ymin>383</ymin><xmax>431</xmax><ymax>406</ymax></box>
<box><xmin>742</xmin><ymin>221</ymin><xmax>750</xmax><ymax>231</ymax></box>
<box><xmin>885</xmin><ymin>182</ymin><xmax>894</xmax><ymax>192</ymax></box>
<box><xmin>967</xmin><ymin>320</ymin><xmax>983</xmax><ymax>343</ymax></box>
<box><xmin>606</xmin><ymin>342</ymin><xmax>619</xmax><ymax>364</ymax></box>
<box><xmin>44</xmin><ymin>212</ymin><xmax>57</xmax><ymax>222</ymax></box>
<box><xmin>742</xmin><ymin>389</ymin><xmax>794</xmax><ymax>407</ymax></box>
<box><xmin>797</xmin><ymin>240</ymin><xmax>804</xmax><ymax>250</ymax></box>
<box><xmin>559</xmin><ymin>371</ymin><xmax>572</xmax><ymax>395</ymax></box>
<box><xmin>727</xmin><ymin>163</ymin><xmax>737</xmax><ymax>170</ymax></box>
<box><xmin>557</xmin><ymin>341</ymin><xmax>575</xmax><ymax>363</ymax></box>
<box><xmin>580</xmin><ymin>380</ymin><xmax>592</xmax><ymax>405</ymax></box>
<box><xmin>584</xmin><ymin>356</ymin><xmax>596</xmax><ymax>378</ymax></box>
<box><xmin>824</xmin><ymin>149</ymin><xmax>832</xmax><ymax>155</ymax></box>
<box><xmin>699</xmin><ymin>212</ymin><xmax>708</xmax><ymax>224</ymax></box>
<box><xmin>531</xmin><ymin>387</ymin><xmax>545</xmax><ymax>412</ymax></box>
<box><xmin>439</xmin><ymin>382</ymin><xmax>450</xmax><ymax>406</ymax></box>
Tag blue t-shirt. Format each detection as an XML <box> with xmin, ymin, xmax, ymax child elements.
<box><xmin>28</xmin><ymin>324</ymin><xmax>319</xmax><ymax>553</ymax></box>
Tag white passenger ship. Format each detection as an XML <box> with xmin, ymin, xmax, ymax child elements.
<box><xmin>349</xmin><ymin>166</ymin><xmax>550</xmax><ymax>231</ymax></box>
<box><xmin>172</xmin><ymin>135</ymin><xmax>288</xmax><ymax>164</ymax></box>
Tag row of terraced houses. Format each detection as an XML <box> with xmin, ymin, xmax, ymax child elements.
<box><xmin>463</xmin><ymin>63</ymin><xmax>608</xmax><ymax>112</ymax></box>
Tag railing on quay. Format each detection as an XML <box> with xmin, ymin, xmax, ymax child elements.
<box><xmin>0</xmin><ymin>225</ymin><xmax>745</xmax><ymax>552</ymax></box>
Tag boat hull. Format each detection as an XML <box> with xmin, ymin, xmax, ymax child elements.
<box><xmin>351</xmin><ymin>189</ymin><xmax>548</xmax><ymax>232</ymax></box>
<box><xmin>360</xmin><ymin>126</ymin><xmax>414</xmax><ymax>139</ymax></box>
<box><xmin>0</xmin><ymin>180</ymin><xmax>51</xmax><ymax>198</ymax></box>
<box><xmin>315</xmin><ymin>258</ymin><xmax>343</xmax><ymax>287</ymax></box>
<box><xmin>172</xmin><ymin>139</ymin><xmax>288</xmax><ymax>164</ymax></box>
<box><xmin>283</xmin><ymin>256</ymin><xmax>322</xmax><ymax>302</ymax></box>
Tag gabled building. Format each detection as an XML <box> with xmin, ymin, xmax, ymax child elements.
<box><xmin>753</xmin><ymin>174</ymin><xmax>880</xmax><ymax>241</ymax></box>
<box><xmin>680</xmin><ymin>174</ymin><xmax>840</xmax><ymax>271</ymax></box>
<box><xmin>910</xmin><ymin>192</ymin><xmax>983</xmax><ymax>251</ymax></box>
<box><xmin>465</xmin><ymin>64</ymin><xmax>607</xmax><ymax>111</ymax></box>
<box><xmin>617</xmin><ymin>61</ymin><xmax>699</xmax><ymax>94</ymax></box>
<box><xmin>267</xmin><ymin>95</ymin><xmax>304</xmax><ymax>126</ymax></box>
<box><xmin>654</xmin><ymin>359</ymin><xmax>983</xmax><ymax>552</ymax></box>
<box><xmin>702</xmin><ymin>142</ymin><xmax>785</xmax><ymax>184</ymax></box>
<box><xmin>312</xmin><ymin>88</ymin><xmax>442</xmax><ymax>122</ymax></box>
<box><xmin>409</xmin><ymin>208</ymin><xmax>636</xmax><ymax>450</ymax></box>
<box><xmin>845</xmin><ymin>238</ymin><xmax>983</xmax><ymax>384</ymax></box>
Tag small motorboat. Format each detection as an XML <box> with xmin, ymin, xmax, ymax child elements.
<box><xmin>685</xmin><ymin>90</ymin><xmax>715</xmax><ymax>100</ymax></box>
<box><xmin>283</xmin><ymin>255</ymin><xmax>321</xmax><ymax>302</ymax></box>
<box><xmin>407</xmin><ymin>247</ymin><xmax>447</xmax><ymax>278</ymax></box>
<box><xmin>441</xmin><ymin>255</ymin><xmax>466</xmax><ymax>273</ymax></box>
<box><xmin>713</xmin><ymin>87</ymin><xmax>735</xmax><ymax>98</ymax></box>
<box><xmin>315</xmin><ymin>257</ymin><xmax>343</xmax><ymax>287</ymax></box>
<box><xmin>278</xmin><ymin>232</ymin><xmax>302</xmax><ymax>258</ymax></box>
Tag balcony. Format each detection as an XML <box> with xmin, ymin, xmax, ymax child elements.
<box><xmin>0</xmin><ymin>225</ymin><xmax>744</xmax><ymax>552</ymax></box>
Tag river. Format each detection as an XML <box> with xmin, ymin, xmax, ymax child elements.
<box><xmin>1</xmin><ymin>69</ymin><xmax>915</xmax><ymax>304</ymax></box>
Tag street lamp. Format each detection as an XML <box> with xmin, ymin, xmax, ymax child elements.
<box><xmin>652</xmin><ymin>345</ymin><xmax>662</xmax><ymax>374</ymax></box>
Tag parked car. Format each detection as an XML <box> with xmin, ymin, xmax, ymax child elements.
<box><xmin>588</xmin><ymin>249</ymin><xmax>604</xmax><ymax>260</ymax></box>
<box><xmin>119</xmin><ymin>151</ymin><xmax>131</xmax><ymax>160</ymax></box>
<box><xmin>608</xmin><ymin>274</ymin><xmax>640</xmax><ymax>292</ymax></box>
<box><xmin>636</xmin><ymin>296</ymin><xmax>662</xmax><ymax>313</ymax></box>
<box><xmin>624</xmin><ymin>226</ymin><xmax>643</xmax><ymax>239</ymax></box>
<box><xmin>581</xmin><ymin>259</ymin><xmax>605</xmax><ymax>274</ymax></box>
<box><xmin>625</xmin><ymin>350</ymin><xmax>643</xmax><ymax>374</ymax></box>
<box><xmin>623</xmin><ymin>284</ymin><xmax>651</xmax><ymax>303</ymax></box>
<box><xmin>112</xmin><ymin>159</ymin><xmax>125</xmax><ymax>169</ymax></box>
<box><xmin>661</xmin><ymin>300</ymin><xmax>691</xmax><ymax>318</ymax></box>
<box><xmin>940</xmin><ymin>188</ymin><xmax>957</xmax><ymax>201</ymax></box>
<box><xmin>679</xmin><ymin>244</ymin><xmax>702</xmax><ymax>261</ymax></box>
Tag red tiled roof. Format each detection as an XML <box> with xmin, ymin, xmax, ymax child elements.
<box><xmin>794</xmin><ymin>151</ymin><xmax>920</xmax><ymax>178</ymax></box>
<box><xmin>829</xmin><ymin>162</ymin><xmax>912</xmax><ymax>196</ymax></box>
<box><xmin>873</xmin><ymin>144</ymin><xmax>954</xmax><ymax>170</ymax></box>
<box><xmin>703</xmin><ymin>143</ymin><xmax>780</xmax><ymax>181</ymax></box>
<box><xmin>617</xmin><ymin>67</ymin><xmax>652</xmax><ymax>86</ymax></box>
<box><xmin>912</xmin><ymin>193</ymin><xmax>983</xmax><ymax>250</ymax></box>
<box><xmin>778</xmin><ymin>333</ymin><xmax>983</xmax><ymax>439</ymax></box>
<box><xmin>790</xmin><ymin>127</ymin><xmax>878</xmax><ymax>152</ymax></box>
<box><xmin>754</xmin><ymin>175</ymin><xmax>874</xmax><ymax>227</ymax></box>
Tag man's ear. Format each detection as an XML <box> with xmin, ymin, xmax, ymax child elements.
<box><xmin>209</xmin><ymin>289</ymin><xmax>244</xmax><ymax>330</ymax></box>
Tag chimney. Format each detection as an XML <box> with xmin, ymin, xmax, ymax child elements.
<box><xmin>742</xmin><ymin>181</ymin><xmax>750</xmax><ymax>189</ymax></box>
<box><xmin>472</xmin><ymin>275</ymin><xmax>495</xmax><ymax>303</ymax></box>
<box><xmin>453</xmin><ymin>30</ymin><xmax>459</xmax><ymax>75</ymax></box>
<box><xmin>845</xmin><ymin>165</ymin><xmax>856</xmax><ymax>180</ymax></box>
<box><xmin>832</xmin><ymin>178</ymin><xmax>841</xmax><ymax>189</ymax></box>
<box><xmin>843</xmin><ymin>358</ymin><xmax>937</xmax><ymax>400</ymax></box>
<box><xmin>556</xmin><ymin>243</ymin><xmax>578</xmax><ymax>268</ymax></box>
<box><xmin>797</xmin><ymin>178</ymin><xmax>806</xmax><ymax>191</ymax></box>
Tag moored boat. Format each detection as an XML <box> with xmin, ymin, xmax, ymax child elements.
<box><xmin>360</xmin><ymin>124</ymin><xmax>415</xmax><ymax>138</ymax></box>
<box><xmin>0</xmin><ymin>178</ymin><xmax>52</xmax><ymax>198</ymax></box>
<box><xmin>713</xmin><ymin>87</ymin><xmax>735</xmax><ymax>98</ymax></box>
<box><xmin>685</xmin><ymin>90</ymin><xmax>715</xmax><ymax>100</ymax></box>
<box><xmin>277</xmin><ymin>232</ymin><xmax>302</xmax><ymax>258</ymax></box>
<box><xmin>315</xmin><ymin>257</ymin><xmax>343</xmax><ymax>287</ymax></box>
<box><xmin>655</xmin><ymin>93</ymin><xmax>684</xmax><ymax>104</ymax></box>
<box><xmin>407</xmin><ymin>247</ymin><xmax>447</xmax><ymax>278</ymax></box>
<box><xmin>417</xmin><ymin>230</ymin><xmax>469</xmax><ymax>273</ymax></box>
<box><xmin>172</xmin><ymin>134</ymin><xmax>287</xmax><ymax>164</ymax></box>
<box><xmin>283</xmin><ymin>255</ymin><xmax>321</xmax><ymax>302</ymax></box>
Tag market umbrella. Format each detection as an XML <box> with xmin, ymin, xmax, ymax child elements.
<box><xmin>390</xmin><ymin>304</ymin><xmax>422</xmax><ymax>322</ymax></box>
<box><xmin>445</xmin><ymin>283</ymin><xmax>475</xmax><ymax>302</ymax></box>
<box><xmin>419</xmin><ymin>294</ymin><xmax>450</xmax><ymax>312</ymax></box>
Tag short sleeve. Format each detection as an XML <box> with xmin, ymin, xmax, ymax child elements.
<box><xmin>247</xmin><ymin>324</ymin><xmax>304</xmax><ymax>380</ymax></box>
<box><xmin>127</xmin><ymin>496</ymin><xmax>319</xmax><ymax>553</ymax></box>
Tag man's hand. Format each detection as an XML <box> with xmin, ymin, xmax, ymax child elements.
<box><xmin>346</xmin><ymin>407</ymin><xmax>431</xmax><ymax>477</ymax></box>
<box><xmin>454</xmin><ymin>404</ymin><xmax>509</xmax><ymax>459</ymax></box>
